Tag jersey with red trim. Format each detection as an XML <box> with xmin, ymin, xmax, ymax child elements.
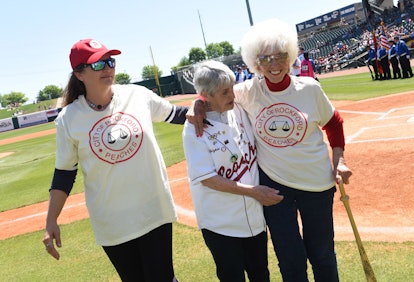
<box><xmin>182</xmin><ymin>104</ymin><xmax>266</xmax><ymax>237</ymax></box>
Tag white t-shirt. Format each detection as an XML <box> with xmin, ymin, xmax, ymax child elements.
<box><xmin>54</xmin><ymin>84</ymin><xmax>177</xmax><ymax>246</ymax></box>
<box><xmin>234</xmin><ymin>76</ymin><xmax>336</xmax><ymax>191</ymax></box>
<box><xmin>182</xmin><ymin>104</ymin><xmax>266</xmax><ymax>237</ymax></box>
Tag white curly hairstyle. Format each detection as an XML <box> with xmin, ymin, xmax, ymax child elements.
<box><xmin>241</xmin><ymin>18</ymin><xmax>298</xmax><ymax>75</ymax></box>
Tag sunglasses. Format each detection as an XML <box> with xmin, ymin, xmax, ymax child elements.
<box><xmin>256</xmin><ymin>53</ymin><xmax>289</xmax><ymax>66</ymax></box>
<box><xmin>85</xmin><ymin>58</ymin><xmax>116</xmax><ymax>71</ymax></box>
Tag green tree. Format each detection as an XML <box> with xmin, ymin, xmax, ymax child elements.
<box><xmin>2</xmin><ymin>92</ymin><xmax>28</xmax><ymax>106</ymax></box>
<box><xmin>219</xmin><ymin>41</ymin><xmax>235</xmax><ymax>56</ymax></box>
<box><xmin>189</xmin><ymin>47</ymin><xmax>206</xmax><ymax>64</ymax></box>
<box><xmin>141</xmin><ymin>65</ymin><xmax>162</xmax><ymax>80</ymax></box>
<box><xmin>115</xmin><ymin>73</ymin><xmax>131</xmax><ymax>84</ymax></box>
<box><xmin>172</xmin><ymin>56</ymin><xmax>191</xmax><ymax>71</ymax></box>
<box><xmin>205</xmin><ymin>43</ymin><xmax>224</xmax><ymax>59</ymax></box>
<box><xmin>37</xmin><ymin>85</ymin><xmax>62</xmax><ymax>101</ymax></box>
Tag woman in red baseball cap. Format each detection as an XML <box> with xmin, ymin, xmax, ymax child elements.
<box><xmin>42</xmin><ymin>38</ymin><xmax>187</xmax><ymax>281</ymax></box>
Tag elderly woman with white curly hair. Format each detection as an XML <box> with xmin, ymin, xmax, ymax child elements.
<box><xmin>189</xmin><ymin>18</ymin><xmax>353</xmax><ymax>282</ymax></box>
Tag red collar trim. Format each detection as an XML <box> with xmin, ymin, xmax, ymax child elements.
<box><xmin>265</xmin><ymin>75</ymin><xmax>290</xmax><ymax>91</ymax></box>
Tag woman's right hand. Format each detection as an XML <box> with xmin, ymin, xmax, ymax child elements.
<box><xmin>43</xmin><ymin>221</ymin><xmax>62</xmax><ymax>260</ymax></box>
<box><xmin>251</xmin><ymin>185</ymin><xmax>284</xmax><ymax>206</ymax></box>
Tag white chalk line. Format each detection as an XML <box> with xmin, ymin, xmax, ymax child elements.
<box><xmin>1</xmin><ymin>176</ymin><xmax>413</xmax><ymax>237</ymax></box>
<box><xmin>340</xmin><ymin>106</ymin><xmax>414</xmax><ymax>144</ymax></box>
<box><xmin>2</xmin><ymin>104</ymin><xmax>414</xmax><ymax>235</ymax></box>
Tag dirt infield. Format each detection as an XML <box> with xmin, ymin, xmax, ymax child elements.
<box><xmin>1</xmin><ymin>70</ymin><xmax>414</xmax><ymax>242</ymax></box>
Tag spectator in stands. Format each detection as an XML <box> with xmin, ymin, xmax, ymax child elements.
<box><xmin>394</xmin><ymin>36</ymin><xmax>413</xmax><ymax>79</ymax></box>
<box><xmin>183</xmin><ymin>60</ymin><xmax>283</xmax><ymax>282</ymax></box>
<box><xmin>388</xmin><ymin>39</ymin><xmax>401</xmax><ymax>79</ymax></box>
<box><xmin>300</xmin><ymin>52</ymin><xmax>319</xmax><ymax>81</ymax></box>
<box><xmin>42</xmin><ymin>38</ymin><xmax>187</xmax><ymax>281</ymax></box>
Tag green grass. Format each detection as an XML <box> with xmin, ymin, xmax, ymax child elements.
<box><xmin>319</xmin><ymin>71</ymin><xmax>414</xmax><ymax>100</ymax></box>
<box><xmin>1</xmin><ymin>90</ymin><xmax>414</xmax><ymax>281</ymax></box>
<box><xmin>1</xmin><ymin>220</ymin><xmax>413</xmax><ymax>281</ymax></box>
<box><xmin>1</xmin><ymin>72</ymin><xmax>414</xmax><ymax>120</ymax></box>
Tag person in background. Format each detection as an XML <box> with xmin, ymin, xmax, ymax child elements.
<box><xmin>366</xmin><ymin>45</ymin><xmax>379</xmax><ymax>80</ymax></box>
<box><xmin>290</xmin><ymin>56</ymin><xmax>301</xmax><ymax>77</ymax></box>
<box><xmin>394</xmin><ymin>36</ymin><xmax>413</xmax><ymax>79</ymax></box>
<box><xmin>297</xmin><ymin>46</ymin><xmax>305</xmax><ymax>61</ymax></box>
<box><xmin>300</xmin><ymin>52</ymin><xmax>318</xmax><ymax>81</ymax></box>
<box><xmin>388</xmin><ymin>39</ymin><xmax>401</xmax><ymax>79</ymax></box>
<box><xmin>246</xmin><ymin>67</ymin><xmax>255</xmax><ymax>79</ymax></box>
<box><xmin>42</xmin><ymin>38</ymin><xmax>187</xmax><ymax>281</ymax></box>
<box><xmin>377</xmin><ymin>43</ymin><xmax>391</xmax><ymax>80</ymax></box>
<box><xmin>235</xmin><ymin>66</ymin><xmax>247</xmax><ymax>84</ymax></box>
<box><xmin>188</xmin><ymin>18</ymin><xmax>352</xmax><ymax>282</ymax></box>
<box><xmin>183</xmin><ymin>60</ymin><xmax>283</xmax><ymax>282</ymax></box>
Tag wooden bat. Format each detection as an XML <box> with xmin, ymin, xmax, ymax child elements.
<box><xmin>337</xmin><ymin>177</ymin><xmax>377</xmax><ymax>282</ymax></box>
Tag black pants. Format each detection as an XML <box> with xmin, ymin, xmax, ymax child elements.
<box><xmin>103</xmin><ymin>223</ymin><xmax>175</xmax><ymax>282</ymax></box>
<box><xmin>399</xmin><ymin>56</ymin><xmax>413</xmax><ymax>78</ymax></box>
<box><xmin>380</xmin><ymin>58</ymin><xmax>391</xmax><ymax>79</ymax></box>
<box><xmin>202</xmin><ymin>229</ymin><xmax>270</xmax><ymax>282</ymax></box>
<box><xmin>390</xmin><ymin>57</ymin><xmax>401</xmax><ymax>78</ymax></box>
<box><xmin>370</xmin><ymin>60</ymin><xmax>379</xmax><ymax>80</ymax></box>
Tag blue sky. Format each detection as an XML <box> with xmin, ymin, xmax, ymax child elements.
<box><xmin>0</xmin><ymin>0</ymin><xmax>397</xmax><ymax>102</ymax></box>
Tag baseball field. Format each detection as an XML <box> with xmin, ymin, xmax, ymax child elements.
<box><xmin>1</xmin><ymin>67</ymin><xmax>414</xmax><ymax>280</ymax></box>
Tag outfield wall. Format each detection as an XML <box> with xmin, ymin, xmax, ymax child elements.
<box><xmin>0</xmin><ymin>108</ymin><xmax>60</xmax><ymax>133</ymax></box>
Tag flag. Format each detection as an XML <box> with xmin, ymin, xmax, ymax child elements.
<box><xmin>380</xmin><ymin>34</ymin><xmax>390</xmax><ymax>50</ymax></box>
<box><xmin>380</xmin><ymin>19</ymin><xmax>390</xmax><ymax>50</ymax></box>
<box><xmin>372</xmin><ymin>30</ymin><xmax>383</xmax><ymax>74</ymax></box>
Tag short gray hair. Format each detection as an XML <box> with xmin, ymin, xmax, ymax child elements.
<box><xmin>241</xmin><ymin>18</ymin><xmax>298</xmax><ymax>75</ymax></box>
<box><xmin>193</xmin><ymin>60</ymin><xmax>235</xmax><ymax>97</ymax></box>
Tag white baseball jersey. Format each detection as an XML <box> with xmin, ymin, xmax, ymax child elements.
<box><xmin>54</xmin><ymin>84</ymin><xmax>177</xmax><ymax>246</ymax></box>
<box><xmin>183</xmin><ymin>104</ymin><xmax>266</xmax><ymax>237</ymax></box>
<box><xmin>234</xmin><ymin>76</ymin><xmax>336</xmax><ymax>191</ymax></box>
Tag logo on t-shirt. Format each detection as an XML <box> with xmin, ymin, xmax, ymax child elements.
<box><xmin>255</xmin><ymin>103</ymin><xmax>307</xmax><ymax>147</ymax></box>
<box><xmin>89</xmin><ymin>112</ymin><xmax>143</xmax><ymax>164</ymax></box>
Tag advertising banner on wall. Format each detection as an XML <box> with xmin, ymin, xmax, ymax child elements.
<box><xmin>0</xmin><ymin>118</ymin><xmax>14</xmax><ymax>133</ymax></box>
<box><xmin>17</xmin><ymin>111</ymin><xmax>48</xmax><ymax>128</ymax></box>
<box><xmin>296</xmin><ymin>4</ymin><xmax>356</xmax><ymax>33</ymax></box>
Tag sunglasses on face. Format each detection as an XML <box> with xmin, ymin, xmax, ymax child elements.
<box><xmin>86</xmin><ymin>58</ymin><xmax>116</xmax><ymax>71</ymax></box>
<box><xmin>256</xmin><ymin>52</ymin><xmax>289</xmax><ymax>66</ymax></box>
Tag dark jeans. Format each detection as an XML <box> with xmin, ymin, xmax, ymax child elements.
<box><xmin>259</xmin><ymin>168</ymin><xmax>339</xmax><ymax>282</ymax></box>
<box><xmin>202</xmin><ymin>229</ymin><xmax>270</xmax><ymax>282</ymax></box>
<box><xmin>103</xmin><ymin>223</ymin><xmax>175</xmax><ymax>282</ymax></box>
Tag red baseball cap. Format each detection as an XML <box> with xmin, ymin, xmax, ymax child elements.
<box><xmin>69</xmin><ymin>39</ymin><xmax>121</xmax><ymax>70</ymax></box>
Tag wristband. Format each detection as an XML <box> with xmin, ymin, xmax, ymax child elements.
<box><xmin>197</xmin><ymin>94</ymin><xmax>206</xmax><ymax>102</ymax></box>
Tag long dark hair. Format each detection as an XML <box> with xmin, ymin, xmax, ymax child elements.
<box><xmin>62</xmin><ymin>65</ymin><xmax>86</xmax><ymax>107</ymax></box>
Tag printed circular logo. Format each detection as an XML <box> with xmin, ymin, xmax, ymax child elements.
<box><xmin>89</xmin><ymin>39</ymin><xmax>103</xmax><ymax>49</ymax></box>
<box><xmin>255</xmin><ymin>103</ymin><xmax>307</xmax><ymax>147</ymax></box>
<box><xmin>89</xmin><ymin>112</ymin><xmax>143</xmax><ymax>164</ymax></box>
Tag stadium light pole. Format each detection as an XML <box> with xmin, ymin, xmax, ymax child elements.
<box><xmin>245</xmin><ymin>0</ymin><xmax>254</xmax><ymax>26</ymax></box>
<box><xmin>198</xmin><ymin>10</ymin><xmax>208</xmax><ymax>50</ymax></box>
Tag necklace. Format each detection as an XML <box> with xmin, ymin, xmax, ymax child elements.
<box><xmin>85</xmin><ymin>94</ymin><xmax>113</xmax><ymax>111</ymax></box>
